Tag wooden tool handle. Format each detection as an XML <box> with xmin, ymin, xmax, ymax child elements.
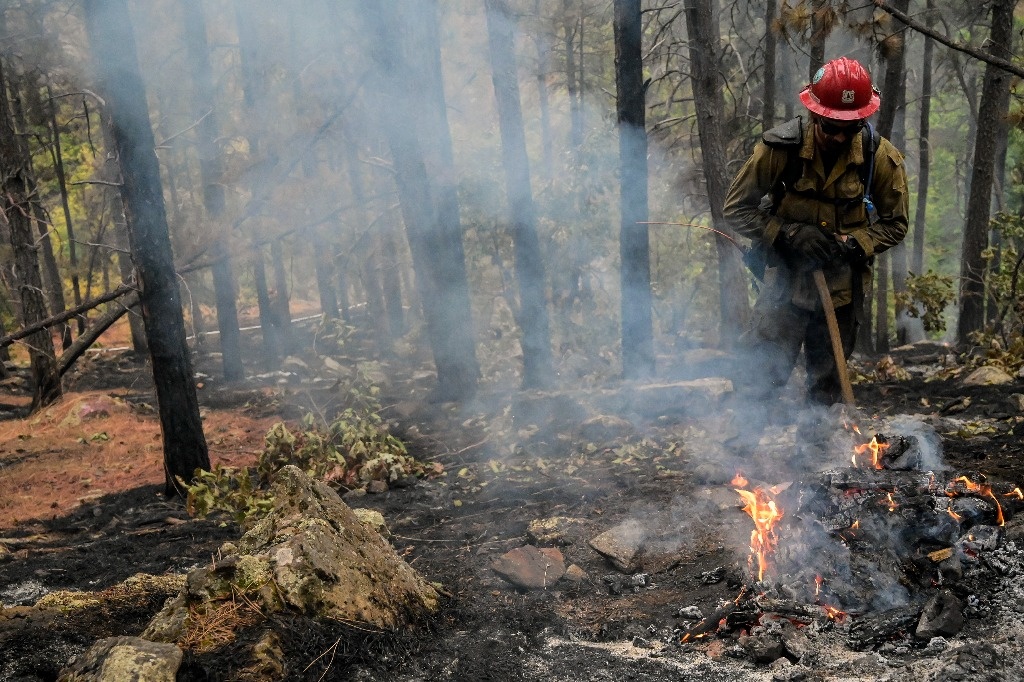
<box><xmin>812</xmin><ymin>269</ymin><xmax>855</xmax><ymax>406</ymax></box>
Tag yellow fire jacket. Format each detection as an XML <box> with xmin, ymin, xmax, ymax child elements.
<box><xmin>724</xmin><ymin>117</ymin><xmax>909</xmax><ymax>310</ymax></box>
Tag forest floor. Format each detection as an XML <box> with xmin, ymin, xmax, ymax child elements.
<box><xmin>2</xmin><ymin>317</ymin><xmax>1024</xmax><ymax>681</ymax></box>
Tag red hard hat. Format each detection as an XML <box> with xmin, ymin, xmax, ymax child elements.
<box><xmin>799</xmin><ymin>57</ymin><xmax>880</xmax><ymax>121</ymax></box>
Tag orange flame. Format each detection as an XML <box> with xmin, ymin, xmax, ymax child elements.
<box><xmin>731</xmin><ymin>472</ymin><xmax>749</xmax><ymax>488</ymax></box>
<box><xmin>853</xmin><ymin>436</ymin><xmax>890</xmax><ymax>469</ymax></box>
<box><xmin>955</xmin><ymin>476</ymin><xmax>1005</xmax><ymax>526</ymax></box>
<box><xmin>884</xmin><ymin>492</ymin><xmax>898</xmax><ymax>512</ymax></box>
<box><xmin>735</xmin><ymin>486</ymin><xmax>784</xmax><ymax>582</ymax></box>
<box><xmin>822</xmin><ymin>605</ymin><xmax>847</xmax><ymax>622</ymax></box>
<box><xmin>1004</xmin><ymin>487</ymin><xmax>1024</xmax><ymax>500</ymax></box>
<box><xmin>814</xmin><ymin>575</ymin><xmax>823</xmax><ymax>596</ymax></box>
<box><xmin>947</xmin><ymin>508</ymin><xmax>962</xmax><ymax>522</ymax></box>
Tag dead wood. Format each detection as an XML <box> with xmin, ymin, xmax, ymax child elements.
<box><xmin>846</xmin><ymin>604</ymin><xmax>921</xmax><ymax>650</ymax></box>
<box><xmin>57</xmin><ymin>291</ymin><xmax>140</xmax><ymax>378</ymax></box>
<box><xmin>0</xmin><ymin>282</ymin><xmax>135</xmax><ymax>350</ymax></box>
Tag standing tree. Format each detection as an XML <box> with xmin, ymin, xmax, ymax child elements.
<box><xmin>0</xmin><ymin>58</ymin><xmax>61</xmax><ymax>411</ymax></box>
<box><xmin>484</xmin><ymin>0</ymin><xmax>554</xmax><ymax>387</ymax></box>
<box><xmin>957</xmin><ymin>0</ymin><xmax>1015</xmax><ymax>343</ymax></box>
<box><xmin>83</xmin><ymin>0</ymin><xmax>210</xmax><ymax>496</ymax></box>
<box><xmin>182</xmin><ymin>0</ymin><xmax>244</xmax><ymax>381</ymax></box>
<box><xmin>912</xmin><ymin>0</ymin><xmax>935</xmax><ymax>277</ymax></box>
<box><xmin>762</xmin><ymin>0</ymin><xmax>779</xmax><ymax>131</ymax></box>
<box><xmin>684</xmin><ymin>0</ymin><xmax>750</xmax><ymax>347</ymax></box>
<box><xmin>613</xmin><ymin>0</ymin><xmax>654</xmax><ymax>378</ymax></box>
<box><xmin>358</xmin><ymin>0</ymin><xmax>480</xmax><ymax>401</ymax></box>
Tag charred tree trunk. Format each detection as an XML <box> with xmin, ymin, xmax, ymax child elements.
<box><xmin>912</xmin><ymin>0</ymin><xmax>935</xmax><ymax>278</ymax></box>
<box><xmin>182</xmin><ymin>0</ymin><xmax>244</xmax><ymax>381</ymax></box>
<box><xmin>808</xmin><ymin>0</ymin><xmax>828</xmax><ymax>79</ymax></box>
<box><xmin>359</xmin><ymin>0</ymin><xmax>479</xmax><ymax>401</ymax></box>
<box><xmin>270</xmin><ymin>241</ymin><xmax>294</xmax><ymax>355</ymax></box>
<box><xmin>562</xmin><ymin>0</ymin><xmax>583</xmax><ymax>158</ymax></box>
<box><xmin>485</xmin><ymin>0</ymin><xmax>554</xmax><ymax>387</ymax></box>
<box><xmin>684</xmin><ymin>0</ymin><xmax>750</xmax><ymax>348</ymax></box>
<box><xmin>0</xmin><ymin>59</ymin><xmax>61</xmax><ymax>411</ymax></box>
<box><xmin>532</xmin><ymin>0</ymin><xmax>555</xmax><ymax>185</ymax></box>
<box><xmin>958</xmin><ymin>0</ymin><xmax>1014</xmax><ymax>343</ymax></box>
<box><xmin>613</xmin><ymin>0</ymin><xmax>654</xmax><ymax>378</ymax></box>
<box><xmin>762</xmin><ymin>0</ymin><xmax>778</xmax><ymax>130</ymax></box>
<box><xmin>84</xmin><ymin>0</ymin><xmax>210</xmax><ymax>496</ymax></box>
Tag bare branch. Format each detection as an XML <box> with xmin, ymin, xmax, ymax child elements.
<box><xmin>873</xmin><ymin>0</ymin><xmax>1024</xmax><ymax>80</ymax></box>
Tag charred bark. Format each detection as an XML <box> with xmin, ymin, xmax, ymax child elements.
<box><xmin>182</xmin><ymin>0</ymin><xmax>244</xmax><ymax>382</ymax></box>
<box><xmin>485</xmin><ymin>0</ymin><xmax>554</xmax><ymax>387</ymax></box>
<box><xmin>84</xmin><ymin>0</ymin><xmax>210</xmax><ymax>496</ymax></box>
<box><xmin>0</xmin><ymin>58</ymin><xmax>61</xmax><ymax>411</ymax></box>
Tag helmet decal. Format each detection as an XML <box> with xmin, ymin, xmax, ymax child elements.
<box><xmin>812</xmin><ymin>67</ymin><xmax>825</xmax><ymax>84</ymax></box>
<box><xmin>799</xmin><ymin>57</ymin><xmax>880</xmax><ymax>120</ymax></box>
<box><xmin>841</xmin><ymin>89</ymin><xmax>856</xmax><ymax>104</ymax></box>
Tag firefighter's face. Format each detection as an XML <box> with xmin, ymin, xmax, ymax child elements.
<box><xmin>814</xmin><ymin>116</ymin><xmax>863</xmax><ymax>151</ymax></box>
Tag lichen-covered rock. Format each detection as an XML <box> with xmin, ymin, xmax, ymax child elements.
<box><xmin>57</xmin><ymin>636</ymin><xmax>181</xmax><ymax>681</ymax></box>
<box><xmin>962</xmin><ymin>366</ymin><xmax>1014</xmax><ymax>386</ymax></box>
<box><xmin>145</xmin><ymin>465</ymin><xmax>438</xmax><ymax>644</ymax></box>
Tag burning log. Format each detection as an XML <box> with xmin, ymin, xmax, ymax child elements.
<box><xmin>679</xmin><ymin>604</ymin><xmax>739</xmax><ymax>643</ymax></box>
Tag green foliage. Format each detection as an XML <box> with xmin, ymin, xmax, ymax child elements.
<box><xmin>895</xmin><ymin>271</ymin><xmax>955</xmax><ymax>334</ymax></box>
<box><xmin>182</xmin><ymin>407</ymin><xmax>433</xmax><ymax>524</ymax></box>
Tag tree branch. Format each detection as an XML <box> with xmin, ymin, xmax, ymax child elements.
<box><xmin>873</xmin><ymin>0</ymin><xmax>1024</xmax><ymax>80</ymax></box>
<box><xmin>58</xmin><ymin>291</ymin><xmax>140</xmax><ymax>378</ymax></box>
<box><xmin>0</xmin><ymin>282</ymin><xmax>135</xmax><ymax>349</ymax></box>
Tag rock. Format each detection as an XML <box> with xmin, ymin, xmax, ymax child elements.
<box><xmin>352</xmin><ymin>508</ymin><xmax>390</xmax><ymax>538</ymax></box>
<box><xmin>145</xmin><ymin>466</ymin><xmax>438</xmax><ymax>641</ymax></box>
<box><xmin>916</xmin><ymin>590</ymin><xmax>964</xmax><ymax>640</ymax></box>
<box><xmin>366</xmin><ymin>480</ymin><xmax>389</xmax><ymax>494</ymax></box>
<box><xmin>588</xmin><ymin>519</ymin><xmax>645</xmax><ymax>573</ymax></box>
<box><xmin>0</xmin><ymin>579</ymin><xmax>49</xmax><ymax>606</ymax></box>
<box><xmin>738</xmin><ymin>632</ymin><xmax>786</xmax><ymax>664</ymax></box>
<box><xmin>577</xmin><ymin>415</ymin><xmax>635</xmax><ymax>442</ymax></box>
<box><xmin>58</xmin><ymin>636</ymin><xmax>181</xmax><ymax>682</ymax></box>
<box><xmin>962</xmin><ymin>366</ymin><xmax>1014</xmax><ymax>386</ymax></box>
<box><xmin>677</xmin><ymin>605</ymin><xmax>703</xmax><ymax>620</ymax></box>
<box><xmin>1008</xmin><ymin>393</ymin><xmax>1024</xmax><ymax>412</ymax></box>
<box><xmin>563</xmin><ymin>564</ymin><xmax>589</xmax><ymax>583</ymax></box>
<box><xmin>491</xmin><ymin>546</ymin><xmax>566</xmax><ymax>589</ymax></box>
<box><xmin>527</xmin><ymin>516</ymin><xmax>586</xmax><ymax>546</ymax></box>
<box><xmin>281</xmin><ymin>356</ymin><xmax>310</xmax><ymax>373</ymax></box>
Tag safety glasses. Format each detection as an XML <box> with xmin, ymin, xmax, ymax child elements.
<box><xmin>817</xmin><ymin>118</ymin><xmax>865</xmax><ymax>136</ymax></box>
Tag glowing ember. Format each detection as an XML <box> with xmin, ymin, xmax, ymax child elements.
<box><xmin>947</xmin><ymin>508</ymin><xmax>962</xmax><ymax>522</ymax></box>
<box><xmin>1005</xmin><ymin>487</ymin><xmax>1024</xmax><ymax>500</ymax></box>
<box><xmin>853</xmin><ymin>435</ymin><xmax>889</xmax><ymax>469</ymax></box>
<box><xmin>731</xmin><ymin>472</ymin><xmax>749</xmax><ymax>488</ymax></box>
<box><xmin>814</xmin><ymin>575</ymin><xmax>823</xmax><ymax>596</ymax></box>
<box><xmin>954</xmin><ymin>476</ymin><xmax>1005</xmax><ymax>526</ymax></box>
<box><xmin>884</xmin><ymin>492</ymin><xmax>898</xmax><ymax>512</ymax></box>
<box><xmin>735</xmin><ymin>486</ymin><xmax>784</xmax><ymax>582</ymax></box>
<box><xmin>822</xmin><ymin>604</ymin><xmax>847</xmax><ymax>622</ymax></box>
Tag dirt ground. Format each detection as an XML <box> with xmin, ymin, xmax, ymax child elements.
<box><xmin>2</xmin><ymin>321</ymin><xmax>1024</xmax><ymax>681</ymax></box>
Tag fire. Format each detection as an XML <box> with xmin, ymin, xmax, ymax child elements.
<box><xmin>731</xmin><ymin>471</ymin><xmax>749</xmax><ymax>488</ymax></box>
<box><xmin>947</xmin><ymin>508</ymin><xmax>962</xmax><ymax>522</ymax></box>
<box><xmin>884</xmin><ymin>492</ymin><xmax>898</xmax><ymax>512</ymax></box>
<box><xmin>814</xmin><ymin>575</ymin><xmax>823</xmax><ymax>596</ymax></box>
<box><xmin>1004</xmin><ymin>487</ymin><xmax>1024</xmax><ymax>500</ymax></box>
<box><xmin>735</xmin><ymin>486</ymin><xmax>784</xmax><ymax>582</ymax></box>
<box><xmin>853</xmin><ymin>435</ymin><xmax>889</xmax><ymax>469</ymax></box>
<box><xmin>822</xmin><ymin>604</ymin><xmax>847</xmax><ymax>622</ymax></box>
<box><xmin>954</xmin><ymin>476</ymin><xmax>1005</xmax><ymax>526</ymax></box>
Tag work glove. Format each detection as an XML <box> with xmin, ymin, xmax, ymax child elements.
<box><xmin>776</xmin><ymin>222</ymin><xmax>840</xmax><ymax>271</ymax></box>
<box><xmin>835</xmin><ymin>235</ymin><xmax>867</xmax><ymax>265</ymax></box>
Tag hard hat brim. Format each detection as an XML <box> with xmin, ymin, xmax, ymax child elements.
<box><xmin>799</xmin><ymin>86</ymin><xmax>880</xmax><ymax>121</ymax></box>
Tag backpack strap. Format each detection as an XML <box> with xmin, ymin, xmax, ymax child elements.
<box><xmin>860</xmin><ymin>122</ymin><xmax>880</xmax><ymax>223</ymax></box>
<box><xmin>762</xmin><ymin>116</ymin><xmax>804</xmax><ymax>215</ymax></box>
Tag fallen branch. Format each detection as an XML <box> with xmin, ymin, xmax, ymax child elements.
<box><xmin>0</xmin><ymin>282</ymin><xmax>136</xmax><ymax>349</ymax></box>
<box><xmin>873</xmin><ymin>1</ymin><xmax>1024</xmax><ymax>80</ymax></box>
<box><xmin>57</xmin><ymin>291</ymin><xmax>140</xmax><ymax>378</ymax></box>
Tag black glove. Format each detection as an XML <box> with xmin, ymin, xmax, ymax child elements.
<box><xmin>776</xmin><ymin>223</ymin><xmax>839</xmax><ymax>271</ymax></box>
<box><xmin>835</xmin><ymin>236</ymin><xmax>867</xmax><ymax>264</ymax></box>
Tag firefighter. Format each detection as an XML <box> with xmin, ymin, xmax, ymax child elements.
<box><xmin>722</xmin><ymin>56</ymin><xmax>909</xmax><ymax>459</ymax></box>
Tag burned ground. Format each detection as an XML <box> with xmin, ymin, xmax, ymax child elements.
<box><xmin>2</xmin><ymin>336</ymin><xmax>1024</xmax><ymax>681</ymax></box>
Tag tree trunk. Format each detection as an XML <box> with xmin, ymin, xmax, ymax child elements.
<box><xmin>270</xmin><ymin>240</ymin><xmax>294</xmax><ymax>355</ymax></box>
<box><xmin>562</xmin><ymin>0</ymin><xmax>583</xmax><ymax>157</ymax></box>
<box><xmin>532</xmin><ymin>0</ymin><xmax>555</xmax><ymax>185</ymax></box>
<box><xmin>912</xmin><ymin>0</ymin><xmax>935</xmax><ymax>278</ymax></box>
<box><xmin>612</xmin><ymin>0</ymin><xmax>654</xmax><ymax>378</ymax></box>
<box><xmin>359</xmin><ymin>0</ymin><xmax>479</xmax><ymax>401</ymax></box>
<box><xmin>83</xmin><ymin>0</ymin><xmax>210</xmax><ymax>496</ymax></box>
<box><xmin>808</xmin><ymin>0</ymin><xmax>828</xmax><ymax>79</ymax></box>
<box><xmin>485</xmin><ymin>0</ymin><xmax>554</xmax><ymax>387</ymax></box>
<box><xmin>762</xmin><ymin>0</ymin><xmax>778</xmax><ymax>131</ymax></box>
<box><xmin>957</xmin><ymin>0</ymin><xmax>1014</xmax><ymax>343</ymax></box>
<box><xmin>684</xmin><ymin>0</ymin><xmax>750</xmax><ymax>348</ymax></box>
<box><xmin>182</xmin><ymin>0</ymin><xmax>244</xmax><ymax>381</ymax></box>
<box><xmin>0</xmin><ymin>58</ymin><xmax>61</xmax><ymax>411</ymax></box>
